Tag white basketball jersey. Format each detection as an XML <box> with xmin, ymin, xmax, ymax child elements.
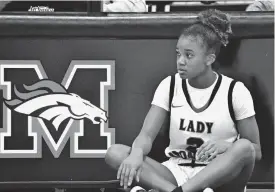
<box><xmin>165</xmin><ymin>73</ymin><xmax>239</xmax><ymax>166</ymax></box>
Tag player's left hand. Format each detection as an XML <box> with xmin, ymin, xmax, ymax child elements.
<box><xmin>196</xmin><ymin>140</ymin><xmax>232</xmax><ymax>162</ymax></box>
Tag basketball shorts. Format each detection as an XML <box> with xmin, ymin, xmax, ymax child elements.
<box><xmin>162</xmin><ymin>157</ymin><xmax>205</xmax><ymax>186</ymax></box>
<box><xmin>162</xmin><ymin>157</ymin><xmax>247</xmax><ymax>192</ymax></box>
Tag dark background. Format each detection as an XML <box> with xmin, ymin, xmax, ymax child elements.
<box><xmin>0</xmin><ymin>12</ymin><xmax>273</xmax><ymax>190</ymax></box>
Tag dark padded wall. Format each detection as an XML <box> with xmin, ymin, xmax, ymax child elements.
<box><xmin>0</xmin><ymin>39</ymin><xmax>176</xmax><ymax>182</ymax></box>
<box><xmin>0</xmin><ymin>38</ymin><xmax>273</xmax><ymax>183</ymax></box>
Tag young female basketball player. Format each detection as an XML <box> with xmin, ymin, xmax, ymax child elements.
<box><xmin>105</xmin><ymin>9</ymin><xmax>262</xmax><ymax>192</ymax></box>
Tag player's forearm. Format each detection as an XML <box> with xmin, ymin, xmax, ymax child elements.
<box><xmin>131</xmin><ymin>133</ymin><xmax>153</xmax><ymax>158</ymax></box>
<box><xmin>130</xmin><ymin>105</ymin><xmax>167</xmax><ymax>158</ymax></box>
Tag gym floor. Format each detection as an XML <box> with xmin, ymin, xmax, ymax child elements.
<box><xmin>247</xmin><ymin>190</ymin><xmax>273</xmax><ymax>192</ymax></box>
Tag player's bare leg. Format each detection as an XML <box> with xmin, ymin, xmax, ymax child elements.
<box><xmin>105</xmin><ymin>144</ymin><xmax>178</xmax><ymax>192</ymax></box>
<box><xmin>180</xmin><ymin>139</ymin><xmax>256</xmax><ymax>192</ymax></box>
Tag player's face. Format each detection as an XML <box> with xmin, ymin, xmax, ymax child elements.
<box><xmin>176</xmin><ymin>35</ymin><xmax>209</xmax><ymax>79</ymax></box>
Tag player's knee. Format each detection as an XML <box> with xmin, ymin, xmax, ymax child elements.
<box><xmin>232</xmin><ymin>139</ymin><xmax>256</xmax><ymax>163</ymax></box>
<box><xmin>105</xmin><ymin>144</ymin><xmax>130</xmax><ymax>169</ymax></box>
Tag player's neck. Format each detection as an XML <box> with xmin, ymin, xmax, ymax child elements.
<box><xmin>188</xmin><ymin>70</ymin><xmax>217</xmax><ymax>89</ymax></box>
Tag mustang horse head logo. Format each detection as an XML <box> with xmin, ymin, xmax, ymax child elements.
<box><xmin>4</xmin><ymin>79</ymin><xmax>108</xmax><ymax>130</ymax></box>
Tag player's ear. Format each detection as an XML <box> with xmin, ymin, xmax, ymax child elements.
<box><xmin>206</xmin><ymin>53</ymin><xmax>216</xmax><ymax>66</ymax></box>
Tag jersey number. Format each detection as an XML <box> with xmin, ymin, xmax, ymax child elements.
<box><xmin>186</xmin><ymin>137</ymin><xmax>204</xmax><ymax>167</ymax></box>
<box><xmin>186</xmin><ymin>137</ymin><xmax>204</xmax><ymax>154</ymax></box>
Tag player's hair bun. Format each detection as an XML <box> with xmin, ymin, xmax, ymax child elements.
<box><xmin>196</xmin><ymin>9</ymin><xmax>232</xmax><ymax>46</ymax></box>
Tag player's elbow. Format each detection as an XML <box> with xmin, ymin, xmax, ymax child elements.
<box><xmin>255</xmin><ymin>145</ymin><xmax>262</xmax><ymax>161</ymax></box>
<box><xmin>249</xmin><ymin>140</ymin><xmax>262</xmax><ymax>161</ymax></box>
<box><xmin>252</xmin><ymin>140</ymin><xmax>262</xmax><ymax>161</ymax></box>
<box><xmin>256</xmin><ymin>152</ymin><xmax>262</xmax><ymax>161</ymax></box>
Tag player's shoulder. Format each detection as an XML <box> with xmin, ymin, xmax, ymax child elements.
<box><xmin>220</xmin><ymin>73</ymin><xmax>234</xmax><ymax>82</ymax></box>
<box><xmin>220</xmin><ymin>73</ymin><xmax>245</xmax><ymax>88</ymax></box>
<box><xmin>220</xmin><ymin>73</ymin><xmax>250</xmax><ymax>97</ymax></box>
<box><xmin>160</xmin><ymin>75</ymin><xmax>171</xmax><ymax>85</ymax></box>
<box><xmin>156</xmin><ymin>75</ymin><xmax>173</xmax><ymax>91</ymax></box>
<box><xmin>160</xmin><ymin>73</ymin><xmax>181</xmax><ymax>84</ymax></box>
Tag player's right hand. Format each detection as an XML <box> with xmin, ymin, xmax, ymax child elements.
<box><xmin>117</xmin><ymin>152</ymin><xmax>143</xmax><ymax>189</ymax></box>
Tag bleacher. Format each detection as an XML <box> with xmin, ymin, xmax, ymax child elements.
<box><xmin>146</xmin><ymin>1</ymin><xmax>256</xmax><ymax>12</ymax></box>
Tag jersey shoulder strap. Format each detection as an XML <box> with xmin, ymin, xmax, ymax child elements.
<box><xmin>169</xmin><ymin>75</ymin><xmax>175</xmax><ymax>111</ymax></box>
<box><xmin>228</xmin><ymin>80</ymin><xmax>237</xmax><ymax>124</ymax></box>
<box><xmin>158</xmin><ymin>75</ymin><xmax>175</xmax><ymax>136</ymax></box>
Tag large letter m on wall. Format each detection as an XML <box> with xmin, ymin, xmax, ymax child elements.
<box><xmin>0</xmin><ymin>60</ymin><xmax>115</xmax><ymax>158</ymax></box>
